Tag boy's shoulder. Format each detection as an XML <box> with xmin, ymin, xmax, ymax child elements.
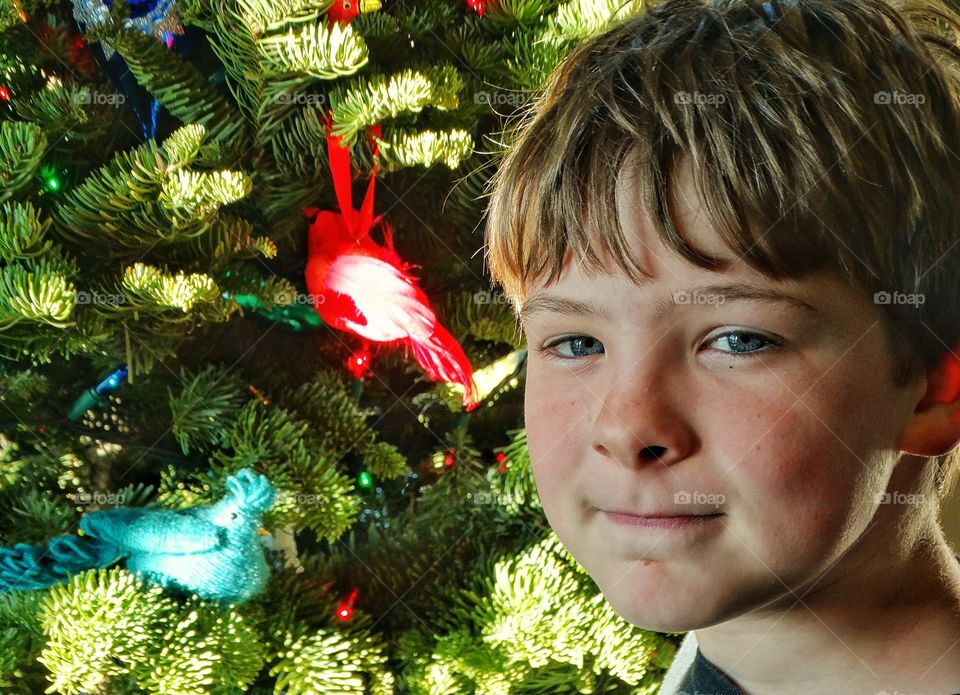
<box><xmin>657</xmin><ymin>552</ymin><xmax>960</xmax><ymax>695</ymax></box>
<box><xmin>657</xmin><ymin>631</ymin><xmax>700</xmax><ymax>694</ymax></box>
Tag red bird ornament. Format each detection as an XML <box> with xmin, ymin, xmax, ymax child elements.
<box><xmin>305</xmin><ymin>112</ymin><xmax>479</xmax><ymax>410</ymax></box>
<box><xmin>326</xmin><ymin>0</ymin><xmax>380</xmax><ymax>27</ymax></box>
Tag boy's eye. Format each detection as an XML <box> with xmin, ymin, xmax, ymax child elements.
<box><xmin>537</xmin><ymin>335</ymin><xmax>605</xmax><ymax>360</ymax></box>
<box><xmin>708</xmin><ymin>330</ymin><xmax>782</xmax><ymax>357</ymax></box>
<box><xmin>535</xmin><ymin>330</ymin><xmax>782</xmax><ymax>361</ymax></box>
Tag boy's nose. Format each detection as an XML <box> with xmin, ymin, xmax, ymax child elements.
<box><xmin>589</xmin><ymin>371</ymin><xmax>694</xmax><ymax>470</ymax></box>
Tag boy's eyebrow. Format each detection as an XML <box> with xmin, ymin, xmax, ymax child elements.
<box><xmin>518</xmin><ymin>283</ymin><xmax>819</xmax><ymax>324</ymax></box>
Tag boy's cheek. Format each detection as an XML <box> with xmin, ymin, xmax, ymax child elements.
<box><xmin>524</xmin><ymin>372</ymin><xmax>582</xmax><ymax>455</ymax></box>
<box><xmin>525</xmin><ymin>404</ymin><xmax>581</xmax><ymax>483</ymax></box>
<box><xmin>726</xmin><ymin>403</ymin><xmax>879</xmax><ymax>558</ymax></box>
<box><xmin>524</xmin><ymin>377</ymin><xmax>586</xmax><ymax>509</ymax></box>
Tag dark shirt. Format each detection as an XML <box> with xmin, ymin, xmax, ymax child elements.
<box><xmin>676</xmin><ymin>646</ymin><xmax>744</xmax><ymax>694</ymax></box>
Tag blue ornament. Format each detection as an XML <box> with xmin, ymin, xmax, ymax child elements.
<box><xmin>0</xmin><ymin>469</ymin><xmax>277</xmax><ymax>605</ymax></box>
<box><xmin>72</xmin><ymin>0</ymin><xmax>185</xmax><ymax>140</ymax></box>
<box><xmin>80</xmin><ymin>468</ymin><xmax>276</xmax><ymax>604</ymax></box>
<box><xmin>72</xmin><ymin>0</ymin><xmax>184</xmax><ymax>61</ymax></box>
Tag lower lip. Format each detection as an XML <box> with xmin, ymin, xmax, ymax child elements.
<box><xmin>602</xmin><ymin>511</ymin><xmax>725</xmax><ymax>530</ymax></box>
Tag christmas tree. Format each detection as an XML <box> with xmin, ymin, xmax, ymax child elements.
<box><xmin>0</xmin><ymin>0</ymin><xmax>683</xmax><ymax>691</ymax></box>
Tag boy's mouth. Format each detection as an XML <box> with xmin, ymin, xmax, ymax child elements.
<box><xmin>599</xmin><ymin>506</ymin><xmax>725</xmax><ymax>518</ymax></box>
<box><xmin>600</xmin><ymin>509</ymin><xmax>725</xmax><ymax>531</ymax></box>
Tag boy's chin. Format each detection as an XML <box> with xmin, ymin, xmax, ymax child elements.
<box><xmin>600</xmin><ymin>590</ymin><xmax>723</xmax><ymax>633</ymax></box>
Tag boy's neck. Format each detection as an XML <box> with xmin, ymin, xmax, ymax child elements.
<box><xmin>694</xmin><ymin>519</ymin><xmax>960</xmax><ymax>694</ymax></box>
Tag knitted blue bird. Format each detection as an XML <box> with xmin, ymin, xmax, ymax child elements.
<box><xmin>0</xmin><ymin>469</ymin><xmax>276</xmax><ymax>605</ymax></box>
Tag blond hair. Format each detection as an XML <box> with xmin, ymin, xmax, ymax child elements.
<box><xmin>484</xmin><ymin>0</ymin><xmax>960</xmax><ymax>502</ymax></box>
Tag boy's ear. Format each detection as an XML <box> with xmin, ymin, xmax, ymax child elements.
<box><xmin>898</xmin><ymin>340</ymin><xmax>960</xmax><ymax>457</ymax></box>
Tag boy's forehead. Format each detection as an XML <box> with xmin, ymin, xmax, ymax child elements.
<box><xmin>516</xmin><ymin>233</ymin><xmax>872</xmax><ymax>336</ymax></box>
<box><xmin>519</xmin><ymin>261</ymin><xmax>824</xmax><ymax>325</ymax></box>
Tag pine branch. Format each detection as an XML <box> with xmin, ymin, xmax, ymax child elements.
<box><xmin>256</xmin><ymin>17</ymin><xmax>370</xmax><ymax>79</ymax></box>
<box><xmin>0</xmin><ymin>257</ymin><xmax>77</xmax><ymax>330</ymax></box>
<box><xmin>269</xmin><ymin>615</ymin><xmax>395</xmax><ymax>695</ymax></box>
<box><xmin>13</xmin><ymin>82</ymin><xmax>115</xmax><ymax>144</ymax></box>
<box><xmin>0</xmin><ymin>201</ymin><xmax>56</xmax><ymax>262</ymax></box>
<box><xmin>166</xmin><ymin>363</ymin><xmax>249</xmax><ymax>455</ymax></box>
<box><xmin>0</xmin><ymin>590</ymin><xmax>47</xmax><ymax>692</ymax></box>
<box><xmin>373</xmin><ymin>127</ymin><xmax>474</xmax><ymax>172</ymax></box>
<box><xmin>38</xmin><ymin>567</ymin><xmax>266</xmax><ymax>693</ymax></box>
<box><xmin>328</xmin><ymin>63</ymin><xmax>465</xmax><ymax>145</ymax></box>
<box><xmin>553</xmin><ymin>0</ymin><xmax>643</xmax><ymax>41</ymax></box>
<box><xmin>0</xmin><ymin>0</ymin><xmax>21</xmax><ymax>31</ymax></box>
<box><xmin>111</xmin><ymin>30</ymin><xmax>250</xmax><ymax>149</ymax></box>
<box><xmin>52</xmin><ymin>124</ymin><xmax>252</xmax><ymax>251</ymax></box>
<box><xmin>118</xmin><ymin>262</ymin><xmax>223</xmax><ymax>313</ymax></box>
<box><xmin>0</xmin><ymin>121</ymin><xmax>46</xmax><ymax>205</ymax></box>
<box><xmin>211</xmin><ymin>394</ymin><xmax>362</xmax><ymax>542</ymax></box>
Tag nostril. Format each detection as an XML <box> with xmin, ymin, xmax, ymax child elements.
<box><xmin>641</xmin><ymin>445</ymin><xmax>666</xmax><ymax>462</ymax></box>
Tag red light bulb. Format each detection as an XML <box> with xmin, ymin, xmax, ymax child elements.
<box><xmin>336</xmin><ymin>587</ymin><xmax>360</xmax><ymax>622</ymax></box>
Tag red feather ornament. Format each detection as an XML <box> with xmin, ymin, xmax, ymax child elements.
<box><xmin>305</xmin><ymin>112</ymin><xmax>479</xmax><ymax>410</ymax></box>
<box><xmin>326</xmin><ymin>0</ymin><xmax>379</xmax><ymax>27</ymax></box>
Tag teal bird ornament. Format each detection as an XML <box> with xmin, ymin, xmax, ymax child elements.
<box><xmin>80</xmin><ymin>468</ymin><xmax>276</xmax><ymax>604</ymax></box>
<box><xmin>0</xmin><ymin>469</ymin><xmax>276</xmax><ymax>605</ymax></box>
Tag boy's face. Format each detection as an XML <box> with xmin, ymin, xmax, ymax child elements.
<box><xmin>520</xmin><ymin>155</ymin><xmax>927</xmax><ymax>632</ymax></box>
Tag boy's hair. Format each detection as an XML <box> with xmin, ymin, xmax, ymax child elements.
<box><xmin>483</xmin><ymin>0</ymin><xmax>960</xmax><ymax>505</ymax></box>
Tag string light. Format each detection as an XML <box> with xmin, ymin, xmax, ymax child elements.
<box><xmin>67</xmin><ymin>365</ymin><xmax>128</xmax><ymax>422</ymax></box>
<box><xmin>248</xmin><ymin>384</ymin><xmax>270</xmax><ymax>405</ymax></box>
<box><xmin>345</xmin><ymin>347</ymin><xmax>370</xmax><ymax>379</ymax></box>
<box><xmin>336</xmin><ymin>587</ymin><xmax>359</xmax><ymax>622</ymax></box>
<box><xmin>40</xmin><ymin>165</ymin><xmax>62</xmax><ymax>193</ymax></box>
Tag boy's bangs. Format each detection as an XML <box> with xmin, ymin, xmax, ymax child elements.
<box><xmin>489</xmin><ymin>86</ymin><xmax>847</xmax><ymax>313</ymax></box>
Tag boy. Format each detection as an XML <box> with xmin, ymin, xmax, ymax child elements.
<box><xmin>482</xmin><ymin>0</ymin><xmax>960</xmax><ymax>692</ymax></box>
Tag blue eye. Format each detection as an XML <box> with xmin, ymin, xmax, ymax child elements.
<box><xmin>536</xmin><ymin>330</ymin><xmax>781</xmax><ymax>362</ymax></box>
<box><xmin>709</xmin><ymin>330</ymin><xmax>781</xmax><ymax>357</ymax></box>
<box><xmin>537</xmin><ymin>335</ymin><xmax>605</xmax><ymax>360</ymax></box>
